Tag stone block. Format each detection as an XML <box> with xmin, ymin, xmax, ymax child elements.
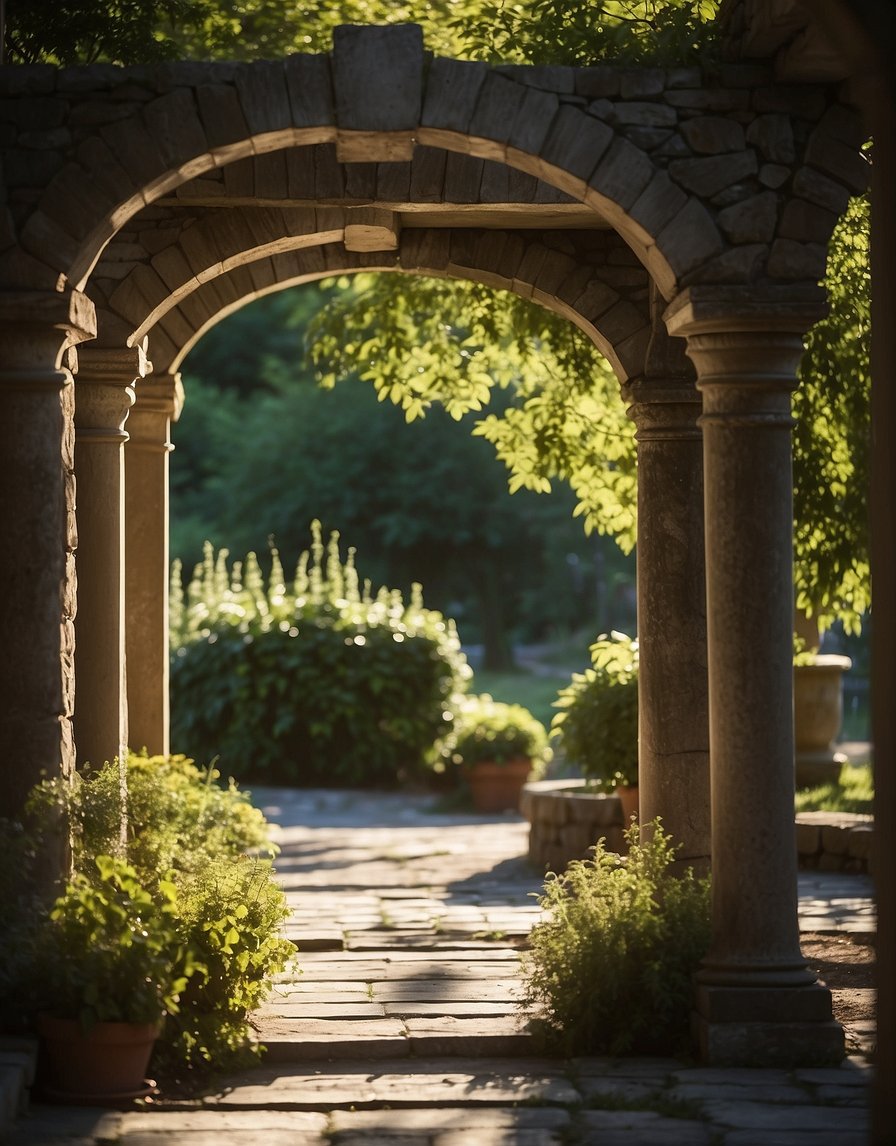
<box><xmin>400</xmin><ymin>228</ymin><xmax>451</xmax><ymax>273</ymax></box>
<box><xmin>767</xmin><ymin>238</ymin><xmax>827</xmax><ymax>280</ymax></box>
<box><xmin>467</xmin><ymin>72</ymin><xmax>526</xmax><ymax>159</ymax></box>
<box><xmin>234</xmin><ymin>60</ymin><xmax>292</xmax><ymax>136</ymax></box>
<box><xmin>495</xmin><ymin>64</ymin><xmax>575</xmax><ymax>94</ymax></box>
<box><xmin>759</xmin><ymin>163</ymin><xmax>790</xmax><ymax>188</ymax></box>
<box><xmin>820</xmin><ymin>824</ymin><xmax>851</xmax><ymax>855</ymax></box>
<box><xmin>681</xmin><ymin>115</ymin><xmax>746</xmax><ymax>155</ymax></box>
<box><xmin>668</xmin><ymin>151</ymin><xmax>758</xmax><ymax>197</ymax></box>
<box><xmin>409</xmin><ymin>145</ymin><xmax>447</xmax><ymax>201</ymax></box>
<box><xmin>253</xmin><ymin>149</ymin><xmax>288</xmax><ymax>200</ymax></box>
<box><xmin>507</xmin><ymin>85</ymin><xmax>560</xmax><ymax>157</ymax></box>
<box><xmin>567</xmin><ymin>793</ymin><xmax>621</xmax><ymax>827</ymax></box>
<box><xmin>778</xmin><ymin>197</ymin><xmax>837</xmax><ymax>243</ymax></box>
<box><xmin>196</xmin><ymin>83</ymin><xmax>250</xmax><ymax>151</ymax></box>
<box><xmin>847</xmin><ymin>826</ymin><xmax>873</xmax><ymax>860</ymax></box>
<box><xmin>752</xmin><ymin>86</ymin><xmax>826</xmax><ymax>120</ymax></box>
<box><xmin>141</xmin><ymin>88</ymin><xmax>208</xmax><ymax>177</ymax></box>
<box><xmin>333</xmin><ymin>24</ymin><xmax>423</xmax><ymax>133</ymax></box>
<box><xmin>717</xmin><ymin>190</ymin><xmax>777</xmax><ymax>243</ymax></box>
<box><xmin>589</xmin><ymin>136</ymin><xmax>653</xmax><ymax>210</ymax></box>
<box><xmin>0</xmin><ymin>65</ymin><xmax>55</xmax><ymax>95</ymax></box>
<box><xmin>441</xmin><ymin>151</ymin><xmax>482</xmax><ymax>202</ymax></box>
<box><xmin>1</xmin><ymin>147</ymin><xmax>64</xmax><ymax>188</ymax></box>
<box><xmin>540</xmin><ymin>105</ymin><xmax>613</xmax><ymax>181</ymax></box>
<box><xmin>422</xmin><ymin>58</ymin><xmax>488</xmax><ymax>133</ymax></box>
<box><xmin>284</xmin><ymin>53</ymin><xmax>334</xmax><ymax>128</ymax></box>
<box><xmin>623</xmin><ymin>126</ymin><xmax>674</xmax><ymax>151</ymax></box>
<box><xmin>619</xmin><ymin>68</ymin><xmax>665</xmax><ymax>98</ymax></box>
<box><xmin>628</xmin><ymin>169</ymin><xmax>689</xmax><ymax>244</ymax></box>
<box><xmin>792</xmin><ymin>165</ymin><xmax>851</xmax><ymax>214</ymax></box>
<box><xmin>376</xmin><ymin>159</ymin><xmax>411</xmax><ymax>201</ymax></box>
<box><xmin>100</xmin><ymin>114</ymin><xmax>169</xmax><ymax>192</ymax></box>
<box><xmin>746</xmin><ymin>113</ymin><xmax>795</xmax><ymax>163</ymax></box>
<box><xmin>795</xmin><ymin>821</ymin><xmax>821</xmax><ymax>856</ymax></box>
<box><xmin>612</xmin><ymin>101</ymin><xmax>677</xmax><ymax>128</ymax></box>
<box><xmin>656</xmin><ymin>196</ymin><xmax>724</xmax><ymax>278</ymax></box>
<box><xmin>803</xmin><ymin>133</ymin><xmax>869</xmax><ymax>194</ymax></box>
<box><xmin>283</xmin><ymin>146</ymin><xmax>313</xmax><ymax>200</ymax></box>
<box><xmin>575</xmin><ymin>67</ymin><xmax>621</xmax><ymax>99</ymax></box>
<box><xmin>666</xmin><ymin>89</ymin><xmax>750</xmax><ymax>112</ymax></box>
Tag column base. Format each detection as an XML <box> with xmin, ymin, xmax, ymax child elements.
<box><xmin>694</xmin><ymin>983</ymin><xmax>845</xmax><ymax>1066</ymax></box>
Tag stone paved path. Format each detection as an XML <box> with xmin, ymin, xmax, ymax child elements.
<box><xmin>10</xmin><ymin>789</ymin><xmax>876</xmax><ymax>1145</ymax></box>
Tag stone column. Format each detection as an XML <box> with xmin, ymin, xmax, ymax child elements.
<box><xmin>0</xmin><ymin>291</ymin><xmax>95</xmax><ymax>838</ymax></box>
<box><xmin>622</xmin><ymin>352</ymin><xmax>709</xmax><ymax>873</ymax></box>
<box><xmin>666</xmin><ymin>289</ymin><xmax>842</xmax><ymax>1066</ymax></box>
<box><xmin>73</xmin><ymin>347</ymin><xmax>144</xmax><ymax>769</ymax></box>
<box><xmin>125</xmin><ymin>372</ymin><xmax>183</xmax><ymax>757</ymax></box>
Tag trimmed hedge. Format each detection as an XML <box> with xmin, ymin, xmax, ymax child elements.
<box><xmin>170</xmin><ymin>524</ymin><xmax>471</xmax><ymax>785</ymax></box>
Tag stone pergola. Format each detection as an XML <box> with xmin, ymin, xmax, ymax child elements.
<box><xmin>0</xmin><ymin>9</ymin><xmax>881</xmax><ymax>1070</ymax></box>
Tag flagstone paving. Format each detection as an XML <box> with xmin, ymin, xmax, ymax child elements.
<box><xmin>9</xmin><ymin>788</ymin><xmax>876</xmax><ymax>1144</ymax></box>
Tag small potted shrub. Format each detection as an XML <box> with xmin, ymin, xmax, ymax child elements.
<box><xmin>446</xmin><ymin>694</ymin><xmax>550</xmax><ymax>812</ymax></box>
<box><xmin>30</xmin><ymin>855</ymin><xmax>200</xmax><ymax>1101</ymax></box>
<box><xmin>551</xmin><ymin>632</ymin><xmax>639</xmax><ymax>822</ymax></box>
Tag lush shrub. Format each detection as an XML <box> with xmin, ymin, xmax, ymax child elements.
<box><xmin>522</xmin><ymin>821</ymin><xmax>711</xmax><ymax>1055</ymax></box>
<box><xmin>157</xmin><ymin>856</ymin><xmax>294</xmax><ymax>1074</ymax></box>
<box><xmin>439</xmin><ymin>693</ymin><xmax>551</xmax><ymax>771</ymax></box>
<box><xmin>13</xmin><ymin>756</ymin><xmax>293</xmax><ymax>1079</ymax></box>
<box><xmin>551</xmin><ymin>631</ymin><xmax>639</xmax><ymax>787</ymax></box>
<box><xmin>170</xmin><ymin>523</ymin><xmax>471</xmax><ymax>785</ymax></box>
<box><xmin>29</xmin><ymin>752</ymin><xmax>274</xmax><ymax>883</ymax></box>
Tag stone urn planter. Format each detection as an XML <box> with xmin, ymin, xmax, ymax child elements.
<box><xmin>794</xmin><ymin>654</ymin><xmax>852</xmax><ymax>788</ymax></box>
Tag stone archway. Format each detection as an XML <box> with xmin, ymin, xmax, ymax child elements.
<box><xmin>0</xmin><ymin>21</ymin><xmax>870</xmax><ymax>1065</ymax></box>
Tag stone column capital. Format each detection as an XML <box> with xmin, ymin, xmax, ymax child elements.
<box><xmin>663</xmin><ymin>284</ymin><xmax>826</xmax><ymax>342</ymax></box>
<box><xmin>127</xmin><ymin>373</ymin><xmax>184</xmax><ymax>454</ymax></box>
<box><xmin>622</xmin><ymin>376</ymin><xmax>702</xmax><ymax>441</ymax></box>
<box><xmin>74</xmin><ymin>346</ymin><xmax>147</xmax><ymax>440</ymax></box>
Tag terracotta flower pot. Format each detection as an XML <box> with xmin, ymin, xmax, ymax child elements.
<box><xmin>467</xmin><ymin>757</ymin><xmax>533</xmax><ymax>813</ymax></box>
<box><xmin>38</xmin><ymin>1014</ymin><xmax>159</xmax><ymax>1101</ymax></box>
<box><xmin>615</xmin><ymin>784</ymin><xmax>639</xmax><ymax>825</ymax></box>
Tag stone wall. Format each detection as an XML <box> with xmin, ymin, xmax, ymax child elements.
<box><xmin>796</xmin><ymin>811</ymin><xmax>874</xmax><ymax>875</ymax></box>
<box><xmin>525</xmin><ymin>782</ymin><xmax>875</xmax><ymax>876</ymax></box>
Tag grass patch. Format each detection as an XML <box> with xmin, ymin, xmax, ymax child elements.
<box><xmin>471</xmin><ymin>668</ymin><xmax>570</xmax><ymax>730</ymax></box>
<box><xmin>795</xmin><ymin>762</ymin><xmax>873</xmax><ymax>814</ymax></box>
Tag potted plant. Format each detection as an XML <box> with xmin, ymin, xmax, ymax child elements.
<box><xmin>445</xmin><ymin>694</ymin><xmax>550</xmax><ymax>812</ymax></box>
<box><xmin>31</xmin><ymin>854</ymin><xmax>200</xmax><ymax>1102</ymax></box>
<box><xmin>551</xmin><ymin>632</ymin><xmax>639</xmax><ymax>822</ymax></box>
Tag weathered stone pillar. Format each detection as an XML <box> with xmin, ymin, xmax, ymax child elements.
<box><xmin>0</xmin><ymin>291</ymin><xmax>96</xmax><ymax>832</ymax></box>
<box><xmin>73</xmin><ymin>347</ymin><xmax>144</xmax><ymax>769</ymax></box>
<box><xmin>622</xmin><ymin>322</ymin><xmax>709</xmax><ymax>874</ymax></box>
<box><xmin>125</xmin><ymin>372</ymin><xmax>183</xmax><ymax>756</ymax></box>
<box><xmin>666</xmin><ymin>288</ymin><xmax>843</xmax><ymax>1066</ymax></box>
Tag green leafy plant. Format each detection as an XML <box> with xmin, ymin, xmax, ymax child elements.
<box><xmin>551</xmin><ymin>632</ymin><xmax>639</xmax><ymax>787</ymax></box>
<box><xmin>29</xmin><ymin>753</ymin><xmax>275</xmax><ymax>885</ymax></box>
<box><xmin>14</xmin><ymin>755</ymin><xmax>293</xmax><ymax>1079</ymax></box>
<box><xmin>30</xmin><ymin>856</ymin><xmax>199</xmax><ymax>1032</ymax></box>
<box><xmin>156</xmin><ymin>856</ymin><xmax>294</xmax><ymax>1073</ymax></box>
<box><xmin>522</xmin><ymin>820</ymin><xmax>711</xmax><ymax>1055</ymax></box>
<box><xmin>170</xmin><ymin>523</ymin><xmax>472</xmax><ymax>786</ymax></box>
<box><xmin>440</xmin><ymin>693</ymin><xmax>551</xmax><ymax>772</ymax></box>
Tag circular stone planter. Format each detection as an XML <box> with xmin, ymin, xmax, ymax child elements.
<box><xmin>520</xmin><ymin>779</ymin><xmax>627</xmax><ymax>872</ymax></box>
<box><xmin>794</xmin><ymin>654</ymin><xmax>852</xmax><ymax>788</ymax></box>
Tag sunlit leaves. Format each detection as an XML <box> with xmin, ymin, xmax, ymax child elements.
<box><xmin>794</xmin><ymin>194</ymin><xmax>871</xmax><ymax>634</ymax></box>
<box><xmin>456</xmin><ymin>0</ymin><xmax>720</xmax><ymax>66</ymax></box>
<box><xmin>307</xmin><ymin>273</ymin><xmax>638</xmax><ymax>549</ymax></box>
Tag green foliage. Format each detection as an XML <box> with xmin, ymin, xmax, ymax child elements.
<box><xmin>794</xmin><ymin>194</ymin><xmax>871</xmax><ymax>635</ymax></box>
<box><xmin>795</xmin><ymin>762</ymin><xmax>873</xmax><ymax>814</ymax></box>
<box><xmin>440</xmin><ymin>693</ymin><xmax>551</xmax><ymax>770</ymax></box>
<box><xmin>3</xmin><ymin>0</ymin><xmax>206</xmax><ymax>65</ymax></box>
<box><xmin>32</xmin><ymin>856</ymin><xmax>198</xmax><ymax>1031</ymax></box>
<box><xmin>551</xmin><ymin>632</ymin><xmax>639</xmax><ymax>787</ymax></box>
<box><xmin>458</xmin><ymin>0</ymin><xmax>720</xmax><ymax>66</ymax></box>
<box><xmin>29</xmin><ymin>753</ymin><xmax>274</xmax><ymax>885</ymax></box>
<box><xmin>170</xmin><ymin>524</ymin><xmax>471</xmax><ymax>785</ymax></box>
<box><xmin>9</xmin><ymin>755</ymin><xmax>292</xmax><ymax>1078</ymax></box>
<box><xmin>307</xmin><ymin>274</ymin><xmax>637</xmax><ymax>550</ymax></box>
<box><xmin>156</xmin><ymin>856</ymin><xmax>294</xmax><ymax>1073</ymax></box>
<box><xmin>522</xmin><ymin>820</ymin><xmax>711</xmax><ymax>1055</ymax></box>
